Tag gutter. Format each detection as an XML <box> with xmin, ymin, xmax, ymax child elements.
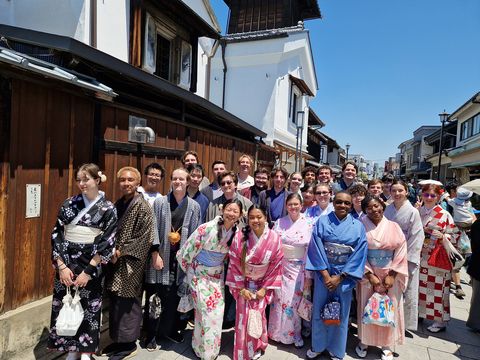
<box><xmin>220</xmin><ymin>38</ymin><xmax>227</xmax><ymax>109</ymax></box>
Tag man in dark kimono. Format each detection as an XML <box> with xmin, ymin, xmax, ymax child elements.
<box><xmin>103</xmin><ymin>166</ymin><xmax>155</xmax><ymax>359</ymax></box>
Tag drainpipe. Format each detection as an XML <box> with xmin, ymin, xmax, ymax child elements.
<box><xmin>220</xmin><ymin>39</ymin><xmax>227</xmax><ymax>109</ymax></box>
<box><xmin>90</xmin><ymin>0</ymin><xmax>97</xmax><ymax>48</ymax></box>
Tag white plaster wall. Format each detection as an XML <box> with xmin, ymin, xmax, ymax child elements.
<box><xmin>209</xmin><ymin>30</ymin><xmax>316</xmax><ymax>149</ymax></box>
<box><xmin>95</xmin><ymin>0</ymin><xmax>130</xmax><ymax>62</ymax></box>
<box><xmin>0</xmin><ymin>0</ymin><xmax>90</xmax><ymax>44</ymax></box>
<box><xmin>180</xmin><ymin>0</ymin><xmax>219</xmax><ymax>32</ymax></box>
<box><xmin>456</xmin><ymin>103</ymin><xmax>480</xmax><ymax>146</ymax></box>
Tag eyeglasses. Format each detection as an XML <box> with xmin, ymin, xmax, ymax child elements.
<box><xmin>334</xmin><ymin>200</ymin><xmax>352</xmax><ymax>206</ymax></box>
<box><xmin>147</xmin><ymin>173</ymin><xmax>162</xmax><ymax>178</ymax></box>
<box><xmin>422</xmin><ymin>193</ymin><xmax>437</xmax><ymax>199</ymax></box>
<box><xmin>315</xmin><ymin>191</ymin><xmax>330</xmax><ymax>195</ymax></box>
<box><xmin>221</xmin><ymin>180</ymin><xmax>234</xmax><ymax>186</ymax></box>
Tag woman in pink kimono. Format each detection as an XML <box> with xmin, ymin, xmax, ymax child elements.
<box><xmin>356</xmin><ymin>195</ymin><xmax>408</xmax><ymax>360</ymax></box>
<box><xmin>268</xmin><ymin>193</ymin><xmax>313</xmax><ymax>348</ymax></box>
<box><xmin>226</xmin><ymin>204</ymin><xmax>284</xmax><ymax>360</ymax></box>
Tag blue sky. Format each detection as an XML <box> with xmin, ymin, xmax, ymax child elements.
<box><xmin>210</xmin><ymin>0</ymin><xmax>480</xmax><ymax>164</ymax></box>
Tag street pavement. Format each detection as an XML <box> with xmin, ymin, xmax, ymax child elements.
<box><xmin>17</xmin><ymin>270</ymin><xmax>480</xmax><ymax>360</ymax></box>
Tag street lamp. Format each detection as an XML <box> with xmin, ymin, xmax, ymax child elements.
<box><xmin>345</xmin><ymin>143</ymin><xmax>350</xmax><ymax>161</ymax></box>
<box><xmin>295</xmin><ymin>110</ymin><xmax>305</xmax><ymax>171</ymax></box>
<box><xmin>436</xmin><ymin>111</ymin><xmax>450</xmax><ymax>181</ymax></box>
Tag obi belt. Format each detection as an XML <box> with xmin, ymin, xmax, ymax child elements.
<box><xmin>195</xmin><ymin>250</ymin><xmax>226</xmax><ymax>267</ymax></box>
<box><xmin>367</xmin><ymin>249</ymin><xmax>394</xmax><ymax>268</ymax></box>
<box><xmin>283</xmin><ymin>244</ymin><xmax>306</xmax><ymax>261</ymax></box>
<box><xmin>64</xmin><ymin>224</ymin><xmax>101</xmax><ymax>244</ymax></box>
<box><xmin>324</xmin><ymin>242</ymin><xmax>354</xmax><ymax>265</ymax></box>
<box><xmin>244</xmin><ymin>263</ymin><xmax>270</xmax><ymax>291</ymax></box>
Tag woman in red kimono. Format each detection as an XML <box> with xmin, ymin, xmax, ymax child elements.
<box><xmin>226</xmin><ymin>204</ymin><xmax>283</xmax><ymax>360</ymax></box>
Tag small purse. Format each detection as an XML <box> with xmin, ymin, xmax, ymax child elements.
<box><xmin>427</xmin><ymin>241</ymin><xmax>452</xmax><ymax>271</ymax></box>
<box><xmin>56</xmin><ymin>286</ymin><xmax>84</xmax><ymax>336</ymax></box>
<box><xmin>177</xmin><ymin>294</ymin><xmax>195</xmax><ymax>313</ymax></box>
<box><xmin>168</xmin><ymin>226</ymin><xmax>181</xmax><ymax>245</ymax></box>
<box><xmin>247</xmin><ymin>308</ymin><xmax>263</xmax><ymax>339</ymax></box>
<box><xmin>362</xmin><ymin>292</ymin><xmax>395</xmax><ymax>327</ymax></box>
<box><xmin>321</xmin><ymin>294</ymin><xmax>341</xmax><ymax>326</ymax></box>
<box><xmin>297</xmin><ymin>297</ymin><xmax>313</xmax><ymax>322</ymax></box>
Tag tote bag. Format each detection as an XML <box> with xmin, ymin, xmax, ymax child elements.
<box><xmin>56</xmin><ymin>286</ymin><xmax>84</xmax><ymax>336</ymax></box>
<box><xmin>427</xmin><ymin>241</ymin><xmax>452</xmax><ymax>271</ymax></box>
<box><xmin>247</xmin><ymin>308</ymin><xmax>263</xmax><ymax>339</ymax></box>
<box><xmin>297</xmin><ymin>297</ymin><xmax>313</xmax><ymax>322</ymax></box>
<box><xmin>362</xmin><ymin>292</ymin><xmax>395</xmax><ymax>327</ymax></box>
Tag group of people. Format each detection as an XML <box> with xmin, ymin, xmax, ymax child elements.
<box><xmin>46</xmin><ymin>153</ymin><xmax>479</xmax><ymax>360</ymax></box>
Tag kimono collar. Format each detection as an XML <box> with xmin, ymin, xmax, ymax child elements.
<box><xmin>362</xmin><ymin>216</ymin><xmax>388</xmax><ymax>243</ymax></box>
<box><xmin>331</xmin><ymin>212</ymin><xmax>350</xmax><ymax>224</ymax></box>
<box><xmin>168</xmin><ymin>191</ymin><xmax>187</xmax><ymax>207</ymax></box>
<box><xmin>82</xmin><ymin>191</ymin><xmax>103</xmax><ymax>207</ymax></box>
<box><xmin>252</xmin><ymin>226</ymin><xmax>269</xmax><ymax>244</ymax></box>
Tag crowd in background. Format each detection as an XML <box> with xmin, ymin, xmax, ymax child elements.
<box><xmin>46</xmin><ymin>153</ymin><xmax>480</xmax><ymax>360</ymax></box>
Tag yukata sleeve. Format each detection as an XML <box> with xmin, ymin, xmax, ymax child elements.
<box><xmin>339</xmin><ymin>224</ymin><xmax>368</xmax><ymax>292</ymax></box>
<box><xmin>390</xmin><ymin>223</ymin><xmax>409</xmax><ymax>292</ymax></box>
<box><xmin>305</xmin><ymin>220</ymin><xmax>329</xmax><ymax>271</ymax></box>
<box><xmin>120</xmin><ymin>204</ymin><xmax>155</xmax><ymax>260</ymax></box>
<box><xmin>407</xmin><ymin>209</ymin><xmax>424</xmax><ymax>267</ymax></box>
<box><xmin>177</xmin><ymin>223</ymin><xmax>207</xmax><ymax>272</ymax></box>
<box><xmin>51</xmin><ymin>199</ymin><xmax>72</xmax><ymax>265</ymax></box>
<box><xmin>226</xmin><ymin>232</ymin><xmax>245</xmax><ymax>300</ymax></box>
<box><xmin>96</xmin><ymin>205</ymin><xmax>118</xmax><ymax>263</ymax></box>
<box><xmin>261</xmin><ymin>232</ymin><xmax>284</xmax><ymax>304</ymax></box>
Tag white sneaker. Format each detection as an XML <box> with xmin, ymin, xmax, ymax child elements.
<box><xmin>66</xmin><ymin>353</ymin><xmax>80</xmax><ymax>360</ymax></box>
<box><xmin>306</xmin><ymin>349</ymin><xmax>321</xmax><ymax>359</ymax></box>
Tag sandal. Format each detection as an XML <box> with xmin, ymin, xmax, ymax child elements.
<box><xmin>427</xmin><ymin>323</ymin><xmax>446</xmax><ymax>333</ymax></box>
<box><xmin>306</xmin><ymin>349</ymin><xmax>322</xmax><ymax>359</ymax></box>
<box><xmin>381</xmin><ymin>349</ymin><xmax>394</xmax><ymax>360</ymax></box>
<box><xmin>355</xmin><ymin>344</ymin><xmax>368</xmax><ymax>358</ymax></box>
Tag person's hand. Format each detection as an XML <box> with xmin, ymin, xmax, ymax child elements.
<box><xmin>152</xmin><ymin>252</ymin><xmax>164</xmax><ymax>270</ymax></box>
<box><xmin>430</xmin><ymin>229</ymin><xmax>444</xmax><ymax>239</ymax></box>
<box><xmin>59</xmin><ymin>267</ymin><xmax>75</xmax><ymax>286</ymax></box>
<box><xmin>383</xmin><ymin>275</ymin><xmax>395</xmax><ymax>289</ymax></box>
<box><xmin>74</xmin><ymin>271</ymin><xmax>91</xmax><ymax>287</ymax></box>
<box><xmin>240</xmin><ymin>289</ymin><xmax>254</xmax><ymax>300</ymax></box>
<box><xmin>415</xmin><ymin>197</ymin><xmax>423</xmax><ymax>209</ymax></box>
<box><xmin>256</xmin><ymin>288</ymin><xmax>266</xmax><ymax>300</ymax></box>
<box><xmin>325</xmin><ymin>275</ymin><xmax>341</xmax><ymax>291</ymax></box>
<box><xmin>322</xmin><ymin>273</ymin><xmax>332</xmax><ymax>286</ymax></box>
<box><xmin>367</xmin><ymin>273</ymin><xmax>381</xmax><ymax>288</ymax></box>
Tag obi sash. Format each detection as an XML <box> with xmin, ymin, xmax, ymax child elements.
<box><xmin>245</xmin><ymin>263</ymin><xmax>269</xmax><ymax>281</ymax></box>
<box><xmin>324</xmin><ymin>242</ymin><xmax>354</xmax><ymax>265</ymax></box>
<box><xmin>367</xmin><ymin>249</ymin><xmax>394</xmax><ymax>268</ymax></box>
<box><xmin>283</xmin><ymin>244</ymin><xmax>306</xmax><ymax>260</ymax></box>
<box><xmin>195</xmin><ymin>249</ymin><xmax>226</xmax><ymax>267</ymax></box>
<box><xmin>64</xmin><ymin>224</ymin><xmax>102</xmax><ymax>244</ymax></box>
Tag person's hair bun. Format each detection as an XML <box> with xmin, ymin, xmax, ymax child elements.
<box><xmin>98</xmin><ymin>171</ymin><xmax>107</xmax><ymax>183</ymax></box>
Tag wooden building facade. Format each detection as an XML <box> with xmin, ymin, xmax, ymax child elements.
<box><xmin>0</xmin><ymin>27</ymin><xmax>275</xmax><ymax>314</ymax></box>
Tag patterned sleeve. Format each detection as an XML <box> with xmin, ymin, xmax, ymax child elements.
<box><xmin>177</xmin><ymin>223</ymin><xmax>208</xmax><ymax>272</ymax></box>
<box><xmin>226</xmin><ymin>232</ymin><xmax>245</xmax><ymax>299</ymax></box>
<box><xmin>96</xmin><ymin>203</ymin><xmax>117</xmax><ymax>263</ymax></box>
<box><xmin>51</xmin><ymin>201</ymin><xmax>70</xmax><ymax>265</ymax></box>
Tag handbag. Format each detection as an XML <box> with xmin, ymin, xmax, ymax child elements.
<box><xmin>442</xmin><ymin>238</ymin><xmax>465</xmax><ymax>270</ymax></box>
<box><xmin>247</xmin><ymin>308</ymin><xmax>263</xmax><ymax>339</ymax></box>
<box><xmin>321</xmin><ymin>294</ymin><xmax>341</xmax><ymax>326</ymax></box>
<box><xmin>458</xmin><ymin>231</ymin><xmax>472</xmax><ymax>255</ymax></box>
<box><xmin>362</xmin><ymin>292</ymin><xmax>395</xmax><ymax>327</ymax></box>
<box><xmin>427</xmin><ymin>241</ymin><xmax>452</xmax><ymax>271</ymax></box>
<box><xmin>55</xmin><ymin>286</ymin><xmax>84</xmax><ymax>336</ymax></box>
<box><xmin>297</xmin><ymin>297</ymin><xmax>313</xmax><ymax>322</ymax></box>
<box><xmin>177</xmin><ymin>294</ymin><xmax>194</xmax><ymax>313</ymax></box>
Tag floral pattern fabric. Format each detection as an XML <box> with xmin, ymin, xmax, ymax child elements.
<box><xmin>48</xmin><ymin>193</ymin><xmax>117</xmax><ymax>353</ymax></box>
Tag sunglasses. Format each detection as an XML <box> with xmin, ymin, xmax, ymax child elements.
<box><xmin>334</xmin><ymin>200</ymin><xmax>352</xmax><ymax>206</ymax></box>
<box><xmin>315</xmin><ymin>191</ymin><xmax>330</xmax><ymax>195</ymax></box>
<box><xmin>422</xmin><ymin>193</ymin><xmax>437</xmax><ymax>199</ymax></box>
<box><xmin>221</xmin><ymin>180</ymin><xmax>234</xmax><ymax>186</ymax></box>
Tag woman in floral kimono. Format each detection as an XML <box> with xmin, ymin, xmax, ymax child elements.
<box><xmin>48</xmin><ymin>163</ymin><xmax>117</xmax><ymax>360</ymax></box>
<box><xmin>226</xmin><ymin>204</ymin><xmax>284</xmax><ymax>360</ymax></box>
<box><xmin>355</xmin><ymin>195</ymin><xmax>408</xmax><ymax>360</ymax></box>
<box><xmin>384</xmin><ymin>180</ymin><xmax>424</xmax><ymax>331</ymax></box>
<box><xmin>268</xmin><ymin>193</ymin><xmax>313</xmax><ymax>348</ymax></box>
<box><xmin>417</xmin><ymin>183</ymin><xmax>459</xmax><ymax>333</ymax></box>
<box><xmin>177</xmin><ymin>199</ymin><xmax>243</xmax><ymax>360</ymax></box>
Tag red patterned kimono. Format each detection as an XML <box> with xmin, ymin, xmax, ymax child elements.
<box><xmin>418</xmin><ymin>205</ymin><xmax>458</xmax><ymax>322</ymax></box>
<box><xmin>226</xmin><ymin>227</ymin><xmax>283</xmax><ymax>360</ymax></box>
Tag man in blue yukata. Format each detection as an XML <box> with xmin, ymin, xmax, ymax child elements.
<box><xmin>306</xmin><ymin>191</ymin><xmax>368</xmax><ymax>360</ymax></box>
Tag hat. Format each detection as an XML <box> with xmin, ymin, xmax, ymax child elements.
<box><xmin>454</xmin><ymin>187</ymin><xmax>473</xmax><ymax>205</ymax></box>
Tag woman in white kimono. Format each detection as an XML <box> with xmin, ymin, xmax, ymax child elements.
<box><xmin>177</xmin><ymin>199</ymin><xmax>243</xmax><ymax>360</ymax></box>
<box><xmin>384</xmin><ymin>179</ymin><xmax>424</xmax><ymax>331</ymax></box>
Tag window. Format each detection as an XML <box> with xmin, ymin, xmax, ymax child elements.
<box><xmin>289</xmin><ymin>86</ymin><xmax>302</xmax><ymax>128</ymax></box>
<box><xmin>143</xmin><ymin>12</ymin><xmax>192</xmax><ymax>89</ymax></box>
<box><xmin>460</xmin><ymin>112</ymin><xmax>480</xmax><ymax>141</ymax></box>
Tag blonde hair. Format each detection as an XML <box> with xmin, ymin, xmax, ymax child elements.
<box><xmin>77</xmin><ymin>163</ymin><xmax>107</xmax><ymax>183</ymax></box>
<box><xmin>117</xmin><ymin>166</ymin><xmax>141</xmax><ymax>182</ymax></box>
<box><xmin>238</xmin><ymin>154</ymin><xmax>254</xmax><ymax>165</ymax></box>
<box><xmin>171</xmin><ymin>167</ymin><xmax>191</xmax><ymax>182</ymax></box>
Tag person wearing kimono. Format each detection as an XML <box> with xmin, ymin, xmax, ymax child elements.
<box><xmin>416</xmin><ymin>183</ymin><xmax>459</xmax><ymax>333</ymax></box>
<box><xmin>306</xmin><ymin>191</ymin><xmax>368</xmax><ymax>360</ymax></box>
<box><xmin>48</xmin><ymin>164</ymin><xmax>117</xmax><ymax>360</ymax></box>
<box><xmin>103</xmin><ymin>167</ymin><xmax>155</xmax><ymax>359</ymax></box>
<box><xmin>305</xmin><ymin>183</ymin><xmax>334</xmax><ymax>220</ymax></box>
<box><xmin>177</xmin><ymin>199</ymin><xmax>243</xmax><ymax>360</ymax></box>
<box><xmin>268</xmin><ymin>193</ymin><xmax>314</xmax><ymax>348</ymax></box>
<box><xmin>226</xmin><ymin>204</ymin><xmax>284</xmax><ymax>360</ymax></box>
<box><xmin>258</xmin><ymin>167</ymin><xmax>290</xmax><ymax>222</ymax></box>
<box><xmin>384</xmin><ymin>180</ymin><xmax>424</xmax><ymax>331</ymax></box>
<box><xmin>355</xmin><ymin>195</ymin><xmax>408</xmax><ymax>360</ymax></box>
<box><xmin>144</xmin><ymin>168</ymin><xmax>201</xmax><ymax>348</ymax></box>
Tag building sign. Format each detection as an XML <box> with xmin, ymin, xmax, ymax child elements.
<box><xmin>26</xmin><ymin>184</ymin><xmax>41</xmax><ymax>218</ymax></box>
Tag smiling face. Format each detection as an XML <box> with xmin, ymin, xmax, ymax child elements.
<box><xmin>364</xmin><ymin>198</ymin><xmax>384</xmax><ymax>225</ymax></box>
<box><xmin>171</xmin><ymin>169</ymin><xmax>189</xmax><ymax>194</ymax></box>
<box><xmin>248</xmin><ymin>208</ymin><xmax>267</xmax><ymax>235</ymax></box>
<box><xmin>254</xmin><ymin>172</ymin><xmax>269</xmax><ymax>189</ymax></box>
<box><xmin>333</xmin><ymin>192</ymin><xmax>352</xmax><ymax>219</ymax></box>
<box><xmin>304</xmin><ymin>171</ymin><xmax>316</xmax><ymax>184</ymax></box>
<box><xmin>238</xmin><ymin>156</ymin><xmax>252</xmax><ymax>174</ymax></box>
<box><xmin>272</xmin><ymin>171</ymin><xmax>286</xmax><ymax>190</ymax></box>
<box><xmin>289</xmin><ymin>173</ymin><xmax>303</xmax><ymax>191</ymax></box>
<box><xmin>368</xmin><ymin>183</ymin><xmax>383</xmax><ymax>197</ymax></box>
<box><xmin>76</xmin><ymin>170</ymin><xmax>99</xmax><ymax>198</ymax></box>
<box><xmin>422</xmin><ymin>189</ymin><xmax>439</xmax><ymax>207</ymax></box>
<box><xmin>189</xmin><ymin>169</ymin><xmax>203</xmax><ymax>189</ymax></box>
<box><xmin>318</xmin><ymin>169</ymin><xmax>332</xmax><ymax>183</ymax></box>
<box><xmin>302</xmin><ymin>187</ymin><xmax>315</xmax><ymax>205</ymax></box>
<box><xmin>118</xmin><ymin>170</ymin><xmax>140</xmax><ymax>198</ymax></box>
<box><xmin>183</xmin><ymin>154</ymin><xmax>197</xmax><ymax>166</ymax></box>
<box><xmin>212</xmin><ymin>163</ymin><xmax>226</xmax><ymax>179</ymax></box>
<box><xmin>220</xmin><ymin>175</ymin><xmax>237</xmax><ymax>197</ymax></box>
<box><xmin>351</xmin><ymin>192</ymin><xmax>366</xmax><ymax>212</ymax></box>
<box><xmin>314</xmin><ymin>184</ymin><xmax>331</xmax><ymax>207</ymax></box>
<box><xmin>222</xmin><ymin>202</ymin><xmax>242</xmax><ymax>226</ymax></box>
<box><xmin>391</xmin><ymin>183</ymin><xmax>407</xmax><ymax>203</ymax></box>
<box><xmin>286</xmin><ymin>196</ymin><xmax>302</xmax><ymax>219</ymax></box>
<box><xmin>145</xmin><ymin>168</ymin><xmax>162</xmax><ymax>192</ymax></box>
<box><xmin>343</xmin><ymin>164</ymin><xmax>357</xmax><ymax>181</ymax></box>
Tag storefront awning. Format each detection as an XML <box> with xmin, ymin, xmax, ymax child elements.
<box><xmin>449</xmin><ymin>161</ymin><xmax>480</xmax><ymax>169</ymax></box>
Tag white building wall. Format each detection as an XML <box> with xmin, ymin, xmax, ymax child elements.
<box><xmin>0</xmin><ymin>0</ymin><xmax>131</xmax><ymax>62</ymax></box>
